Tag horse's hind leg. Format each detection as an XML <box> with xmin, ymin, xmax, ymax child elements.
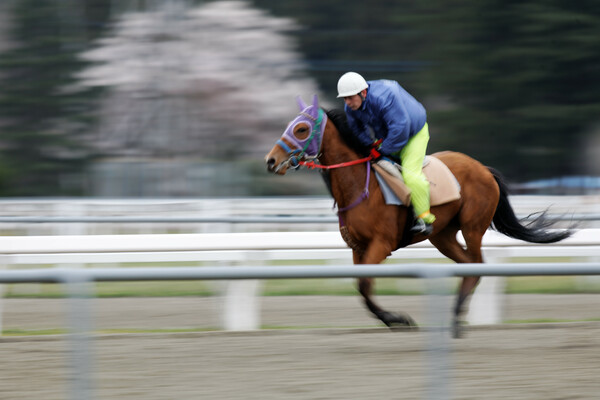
<box><xmin>453</xmin><ymin>278</ymin><xmax>481</xmax><ymax>337</ymax></box>
<box><xmin>429</xmin><ymin>226</ymin><xmax>483</xmax><ymax>337</ymax></box>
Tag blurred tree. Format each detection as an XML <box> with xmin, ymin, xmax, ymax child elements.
<box><xmin>0</xmin><ymin>0</ymin><xmax>111</xmax><ymax>196</ymax></box>
<box><xmin>410</xmin><ymin>0</ymin><xmax>600</xmax><ymax>180</ymax></box>
<box><xmin>250</xmin><ymin>0</ymin><xmax>426</xmax><ymax>96</ymax></box>
<box><xmin>1</xmin><ymin>0</ymin><xmax>598</xmax><ymax>197</ymax></box>
<box><xmin>73</xmin><ymin>1</ymin><xmax>323</xmax><ymax>197</ymax></box>
<box><xmin>253</xmin><ymin>0</ymin><xmax>600</xmax><ymax>182</ymax></box>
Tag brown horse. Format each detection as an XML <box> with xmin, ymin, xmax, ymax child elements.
<box><xmin>265</xmin><ymin>95</ymin><xmax>571</xmax><ymax>337</ymax></box>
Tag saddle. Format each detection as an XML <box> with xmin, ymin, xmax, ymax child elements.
<box><xmin>372</xmin><ymin>156</ymin><xmax>461</xmax><ymax>206</ymax></box>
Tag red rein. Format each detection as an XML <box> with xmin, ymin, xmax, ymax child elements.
<box><xmin>299</xmin><ymin>156</ymin><xmax>372</xmax><ymax>170</ymax></box>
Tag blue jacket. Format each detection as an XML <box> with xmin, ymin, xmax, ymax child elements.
<box><xmin>344</xmin><ymin>80</ymin><xmax>427</xmax><ymax>156</ymax></box>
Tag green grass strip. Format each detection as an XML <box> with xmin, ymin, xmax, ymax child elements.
<box><xmin>504</xmin><ymin>317</ymin><xmax>600</xmax><ymax>324</ymax></box>
<box><xmin>3</xmin><ymin>276</ymin><xmax>600</xmax><ymax>298</ymax></box>
<box><xmin>2</xmin><ymin>329</ymin><xmax>68</xmax><ymax>336</ymax></box>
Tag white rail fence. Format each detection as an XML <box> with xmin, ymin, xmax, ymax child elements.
<box><xmin>0</xmin><ymin>195</ymin><xmax>598</xmax><ymax>237</ymax></box>
<box><xmin>1</xmin><ymin>229</ymin><xmax>599</xmax><ymax>332</ymax></box>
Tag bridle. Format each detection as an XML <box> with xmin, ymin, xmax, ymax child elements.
<box><xmin>276</xmin><ymin>107</ymin><xmax>372</xmax><ymax>171</ymax></box>
<box><xmin>275</xmin><ymin>106</ymin><xmax>374</xmax><ymax>220</ymax></box>
<box><xmin>275</xmin><ymin>108</ymin><xmax>326</xmax><ymax>172</ymax></box>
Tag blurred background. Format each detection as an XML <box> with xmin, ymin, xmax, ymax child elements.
<box><xmin>0</xmin><ymin>0</ymin><xmax>599</xmax><ymax>198</ymax></box>
<box><xmin>0</xmin><ymin>7</ymin><xmax>599</xmax><ymax>397</ymax></box>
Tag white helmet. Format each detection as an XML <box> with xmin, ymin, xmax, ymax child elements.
<box><xmin>337</xmin><ymin>72</ymin><xmax>368</xmax><ymax>98</ymax></box>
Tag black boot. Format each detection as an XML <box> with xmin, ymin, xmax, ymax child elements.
<box><xmin>410</xmin><ymin>218</ymin><xmax>433</xmax><ymax>235</ymax></box>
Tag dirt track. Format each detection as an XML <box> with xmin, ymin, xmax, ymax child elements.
<box><xmin>0</xmin><ymin>295</ymin><xmax>599</xmax><ymax>399</ymax></box>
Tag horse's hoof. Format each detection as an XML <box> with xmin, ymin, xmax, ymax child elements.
<box><xmin>379</xmin><ymin>311</ymin><xmax>418</xmax><ymax>329</ymax></box>
<box><xmin>452</xmin><ymin>318</ymin><xmax>465</xmax><ymax>339</ymax></box>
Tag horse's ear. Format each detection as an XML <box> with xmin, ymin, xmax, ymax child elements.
<box><xmin>310</xmin><ymin>94</ymin><xmax>319</xmax><ymax>118</ymax></box>
<box><xmin>296</xmin><ymin>96</ymin><xmax>307</xmax><ymax>111</ymax></box>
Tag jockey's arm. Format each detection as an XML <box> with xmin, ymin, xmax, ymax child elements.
<box><xmin>346</xmin><ymin>111</ymin><xmax>375</xmax><ymax>148</ymax></box>
<box><xmin>378</xmin><ymin>96</ymin><xmax>410</xmax><ymax>156</ymax></box>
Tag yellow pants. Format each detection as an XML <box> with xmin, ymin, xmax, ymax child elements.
<box><xmin>393</xmin><ymin>123</ymin><xmax>435</xmax><ymax>223</ymax></box>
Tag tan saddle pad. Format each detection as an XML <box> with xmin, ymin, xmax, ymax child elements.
<box><xmin>372</xmin><ymin>156</ymin><xmax>461</xmax><ymax>206</ymax></box>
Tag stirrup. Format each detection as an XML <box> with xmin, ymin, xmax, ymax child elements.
<box><xmin>410</xmin><ymin>218</ymin><xmax>433</xmax><ymax>235</ymax></box>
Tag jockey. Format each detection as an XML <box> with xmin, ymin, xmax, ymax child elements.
<box><xmin>337</xmin><ymin>71</ymin><xmax>435</xmax><ymax>235</ymax></box>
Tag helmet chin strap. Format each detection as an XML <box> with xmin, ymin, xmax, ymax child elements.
<box><xmin>358</xmin><ymin>89</ymin><xmax>366</xmax><ymax>103</ymax></box>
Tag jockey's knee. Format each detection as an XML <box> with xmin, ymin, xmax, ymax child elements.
<box><xmin>402</xmin><ymin>173</ymin><xmax>427</xmax><ymax>187</ymax></box>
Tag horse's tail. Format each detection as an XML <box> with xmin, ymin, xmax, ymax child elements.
<box><xmin>488</xmin><ymin>167</ymin><xmax>572</xmax><ymax>243</ymax></box>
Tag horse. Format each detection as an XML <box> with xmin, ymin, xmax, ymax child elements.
<box><xmin>265</xmin><ymin>94</ymin><xmax>572</xmax><ymax>337</ymax></box>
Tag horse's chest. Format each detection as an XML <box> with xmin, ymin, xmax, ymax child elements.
<box><xmin>339</xmin><ymin>225</ymin><xmax>367</xmax><ymax>255</ymax></box>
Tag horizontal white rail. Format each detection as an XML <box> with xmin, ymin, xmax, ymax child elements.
<box><xmin>1</xmin><ymin>229</ymin><xmax>598</xmax><ymax>330</ymax></box>
<box><xmin>1</xmin><ymin>262</ymin><xmax>600</xmax><ymax>283</ymax></box>
<box><xmin>0</xmin><ymin>213</ymin><xmax>597</xmax><ymax>223</ymax></box>
<box><xmin>2</xmin><ymin>229</ymin><xmax>598</xmax><ymax>256</ymax></box>
<box><xmin>7</xmin><ymin>245</ymin><xmax>600</xmax><ymax>266</ymax></box>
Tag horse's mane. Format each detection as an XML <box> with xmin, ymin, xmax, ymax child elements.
<box><xmin>323</xmin><ymin>108</ymin><xmax>368</xmax><ymax>156</ymax></box>
<box><xmin>317</xmin><ymin>108</ymin><xmax>368</xmax><ymax>197</ymax></box>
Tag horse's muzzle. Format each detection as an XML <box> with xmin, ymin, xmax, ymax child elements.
<box><xmin>266</xmin><ymin>157</ymin><xmax>277</xmax><ymax>172</ymax></box>
<box><xmin>266</xmin><ymin>157</ymin><xmax>287</xmax><ymax>174</ymax></box>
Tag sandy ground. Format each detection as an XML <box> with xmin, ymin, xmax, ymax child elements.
<box><xmin>0</xmin><ymin>295</ymin><xmax>599</xmax><ymax>399</ymax></box>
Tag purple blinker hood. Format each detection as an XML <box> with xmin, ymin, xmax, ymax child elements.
<box><xmin>280</xmin><ymin>94</ymin><xmax>327</xmax><ymax>158</ymax></box>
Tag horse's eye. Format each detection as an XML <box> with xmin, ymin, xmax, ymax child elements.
<box><xmin>294</xmin><ymin>126</ymin><xmax>310</xmax><ymax>140</ymax></box>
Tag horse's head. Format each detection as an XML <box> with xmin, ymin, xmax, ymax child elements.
<box><xmin>265</xmin><ymin>94</ymin><xmax>327</xmax><ymax>174</ymax></box>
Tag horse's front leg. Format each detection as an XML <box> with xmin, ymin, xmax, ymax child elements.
<box><xmin>354</xmin><ymin>243</ymin><xmax>417</xmax><ymax>328</ymax></box>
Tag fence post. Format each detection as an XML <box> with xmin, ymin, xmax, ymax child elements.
<box><xmin>222</xmin><ymin>252</ymin><xmax>263</xmax><ymax>331</ymax></box>
<box><xmin>61</xmin><ymin>270</ymin><xmax>95</xmax><ymax>400</ymax></box>
<box><xmin>466</xmin><ymin>251</ymin><xmax>505</xmax><ymax>325</ymax></box>
<box><xmin>222</xmin><ymin>280</ymin><xmax>262</xmax><ymax>330</ymax></box>
<box><xmin>576</xmin><ymin>255</ymin><xmax>600</xmax><ymax>290</ymax></box>
<box><xmin>0</xmin><ymin>255</ymin><xmax>6</xmax><ymax>335</ymax></box>
<box><xmin>424</xmin><ymin>266</ymin><xmax>452</xmax><ymax>400</ymax></box>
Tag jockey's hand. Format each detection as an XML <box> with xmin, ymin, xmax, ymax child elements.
<box><xmin>370</xmin><ymin>140</ymin><xmax>383</xmax><ymax>160</ymax></box>
<box><xmin>369</xmin><ymin>146</ymin><xmax>382</xmax><ymax>161</ymax></box>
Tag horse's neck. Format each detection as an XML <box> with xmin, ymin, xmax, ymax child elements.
<box><xmin>319</xmin><ymin>122</ymin><xmax>368</xmax><ymax>209</ymax></box>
